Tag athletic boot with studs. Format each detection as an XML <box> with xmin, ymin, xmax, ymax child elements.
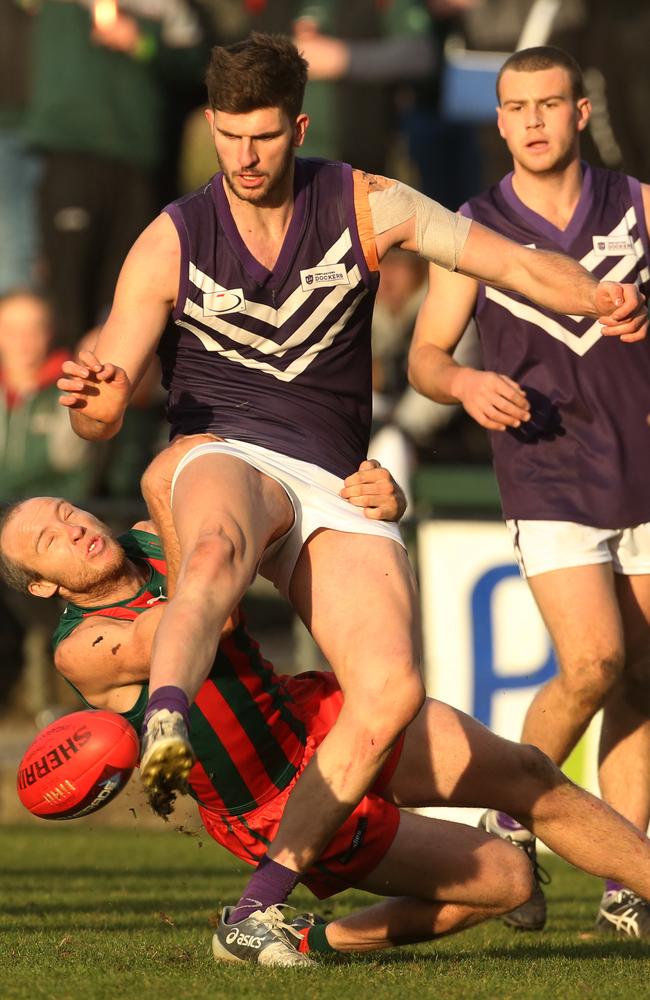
<box><xmin>480</xmin><ymin>809</ymin><xmax>550</xmax><ymax>931</ymax></box>
<box><xmin>139</xmin><ymin>709</ymin><xmax>195</xmax><ymax>818</ymax></box>
<box><xmin>212</xmin><ymin>905</ymin><xmax>316</xmax><ymax>966</ymax></box>
<box><xmin>596</xmin><ymin>889</ymin><xmax>650</xmax><ymax>938</ymax></box>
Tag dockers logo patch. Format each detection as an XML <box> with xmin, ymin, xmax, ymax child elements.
<box><xmin>592</xmin><ymin>235</ymin><xmax>635</xmax><ymax>257</ymax></box>
<box><xmin>300</xmin><ymin>264</ymin><xmax>349</xmax><ymax>291</ymax></box>
<box><xmin>203</xmin><ymin>289</ymin><xmax>246</xmax><ymax>315</ymax></box>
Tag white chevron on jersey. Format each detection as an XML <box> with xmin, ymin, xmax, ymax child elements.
<box><xmin>486</xmin><ymin>288</ymin><xmax>603</xmax><ymax>356</ymax></box>
<box><xmin>183</xmin><ymin>264</ymin><xmax>363</xmax><ymax>357</ymax></box>
<box><xmin>177</xmin><ymin>285</ymin><xmax>368</xmax><ymax>382</ymax></box>
<box><xmin>187</xmin><ymin>229</ymin><xmax>355</xmax><ymax>330</ymax></box>
<box><xmin>485</xmin><ymin>210</ymin><xmax>647</xmax><ymax>356</ymax></box>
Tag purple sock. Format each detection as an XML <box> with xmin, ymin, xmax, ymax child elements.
<box><xmin>605</xmin><ymin>879</ymin><xmax>624</xmax><ymax>895</ymax></box>
<box><xmin>227</xmin><ymin>855</ymin><xmax>299</xmax><ymax>924</ymax></box>
<box><xmin>143</xmin><ymin>685</ymin><xmax>190</xmax><ymax>729</ymax></box>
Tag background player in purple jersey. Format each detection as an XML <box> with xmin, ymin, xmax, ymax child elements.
<box><xmin>410</xmin><ymin>45</ymin><xmax>650</xmax><ymax>938</ymax></box>
<box><xmin>5</xmin><ymin>453</ymin><xmax>650</xmax><ymax>965</ymax></box>
<box><xmin>54</xmin><ymin>34</ymin><xmax>648</xmax><ymax>960</ymax></box>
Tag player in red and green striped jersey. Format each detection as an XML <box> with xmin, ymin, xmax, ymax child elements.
<box><xmin>4</xmin><ymin>449</ymin><xmax>650</xmax><ymax>965</ymax></box>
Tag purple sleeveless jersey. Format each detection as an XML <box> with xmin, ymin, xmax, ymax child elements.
<box><xmin>160</xmin><ymin>158</ymin><xmax>378</xmax><ymax>479</ymax></box>
<box><xmin>462</xmin><ymin>164</ymin><xmax>650</xmax><ymax>528</ymax></box>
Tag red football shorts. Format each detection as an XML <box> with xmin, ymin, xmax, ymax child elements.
<box><xmin>199</xmin><ymin>671</ymin><xmax>403</xmax><ymax>898</ymax></box>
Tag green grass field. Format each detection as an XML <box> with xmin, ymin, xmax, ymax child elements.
<box><xmin>2</xmin><ymin>823</ymin><xmax>649</xmax><ymax>1000</ymax></box>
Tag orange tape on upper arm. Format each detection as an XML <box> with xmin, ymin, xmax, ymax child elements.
<box><xmin>353</xmin><ymin>171</ymin><xmax>380</xmax><ymax>274</ymax></box>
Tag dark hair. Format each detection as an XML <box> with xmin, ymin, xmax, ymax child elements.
<box><xmin>205</xmin><ymin>32</ymin><xmax>308</xmax><ymax>120</ymax></box>
<box><xmin>0</xmin><ymin>500</ymin><xmax>40</xmax><ymax>593</ymax></box>
<box><xmin>497</xmin><ymin>46</ymin><xmax>586</xmax><ymax>103</ymax></box>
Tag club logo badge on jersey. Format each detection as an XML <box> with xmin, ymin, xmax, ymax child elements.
<box><xmin>203</xmin><ymin>289</ymin><xmax>246</xmax><ymax>315</ymax></box>
<box><xmin>300</xmin><ymin>264</ymin><xmax>349</xmax><ymax>292</ymax></box>
<box><xmin>592</xmin><ymin>235</ymin><xmax>635</xmax><ymax>257</ymax></box>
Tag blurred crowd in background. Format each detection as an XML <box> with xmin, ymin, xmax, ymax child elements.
<box><xmin>2</xmin><ymin>0</ymin><xmax>650</xmax><ymax>712</ymax></box>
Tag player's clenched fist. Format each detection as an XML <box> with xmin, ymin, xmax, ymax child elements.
<box><xmin>596</xmin><ymin>282</ymin><xmax>648</xmax><ymax>342</ymax></box>
<box><xmin>453</xmin><ymin>368</ymin><xmax>530</xmax><ymax>432</ymax></box>
<box><xmin>340</xmin><ymin>459</ymin><xmax>407</xmax><ymax>521</ymax></box>
<box><xmin>57</xmin><ymin>349</ymin><xmax>131</xmax><ymax>428</ymax></box>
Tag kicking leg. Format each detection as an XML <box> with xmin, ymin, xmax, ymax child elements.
<box><xmin>140</xmin><ymin>450</ymin><xmax>293</xmax><ymax>814</ymax></box>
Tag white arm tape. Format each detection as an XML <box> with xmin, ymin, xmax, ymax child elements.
<box><xmin>368</xmin><ymin>180</ymin><xmax>471</xmax><ymax>271</ymax></box>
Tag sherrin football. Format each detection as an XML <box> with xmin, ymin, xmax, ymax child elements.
<box><xmin>17</xmin><ymin>710</ymin><xmax>140</xmax><ymax>820</ymax></box>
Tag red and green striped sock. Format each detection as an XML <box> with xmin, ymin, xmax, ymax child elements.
<box><xmin>297</xmin><ymin>922</ymin><xmax>336</xmax><ymax>954</ymax></box>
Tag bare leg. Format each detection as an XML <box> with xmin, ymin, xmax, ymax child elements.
<box><xmin>381</xmin><ymin>699</ymin><xmax>650</xmax><ymax>899</ymax></box>
<box><xmin>323</xmin><ymin>812</ymin><xmax>533</xmax><ymax>952</ymax></box>
<box><xmin>139</xmin><ymin>452</ymin><xmax>293</xmax><ymax>814</ymax></box>
<box><xmin>263</xmin><ymin>530</ymin><xmax>425</xmax><ymax>873</ymax></box>
<box><xmin>599</xmin><ymin>574</ymin><xmax>650</xmax><ymax>831</ymax></box>
<box><xmin>522</xmin><ymin>563</ymin><xmax>623</xmax><ymax>764</ymax></box>
<box><xmin>149</xmin><ymin>453</ymin><xmax>292</xmax><ymax>700</ymax></box>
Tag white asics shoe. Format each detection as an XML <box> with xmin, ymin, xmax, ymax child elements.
<box><xmin>596</xmin><ymin>889</ymin><xmax>650</xmax><ymax>938</ymax></box>
<box><xmin>212</xmin><ymin>905</ymin><xmax>316</xmax><ymax>967</ymax></box>
<box><xmin>139</xmin><ymin>709</ymin><xmax>195</xmax><ymax>817</ymax></box>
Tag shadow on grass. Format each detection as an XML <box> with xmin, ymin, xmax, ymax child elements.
<box><xmin>340</xmin><ymin>940</ymin><xmax>650</xmax><ymax>966</ymax></box>
<box><xmin>1</xmin><ymin>866</ymin><xmax>220</xmax><ymax>879</ymax></box>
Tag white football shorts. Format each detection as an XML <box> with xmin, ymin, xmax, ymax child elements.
<box><xmin>171</xmin><ymin>438</ymin><xmax>405</xmax><ymax>598</ymax></box>
<box><xmin>505</xmin><ymin>518</ymin><xmax>650</xmax><ymax>579</ymax></box>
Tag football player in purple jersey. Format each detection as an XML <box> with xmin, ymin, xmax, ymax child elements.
<box><xmin>410</xmin><ymin>45</ymin><xmax>650</xmax><ymax>938</ymax></box>
<box><xmin>55</xmin><ymin>35</ymin><xmax>647</xmax><ymax>959</ymax></box>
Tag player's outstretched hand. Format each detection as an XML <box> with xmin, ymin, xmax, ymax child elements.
<box><xmin>597</xmin><ymin>282</ymin><xmax>648</xmax><ymax>342</ymax></box>
<box><xmin>454</xmin><ymin>368</ymin><xmax>530</xmax><ymax>431</ymax></box>
<box><xmin>57</xmin><ymin>350</ymin><xmax>131</xmax><ymax>424</ymax></box>
<box><xmin>340</xmin><ymin>459</ymin><xmax>407</xmax><ymax>521</ymax></box>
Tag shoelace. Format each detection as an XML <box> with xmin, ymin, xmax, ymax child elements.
<box><xmin>234</xmin><ymin>900</ymin><xmax>304</xmax><ymax>943</ymax></box>
<box><xmin>522</xmin><ymin>839</ymin><xmax>552</xmax><ymax>887</ymax></box>
<box><xmin>260</xmin><ymin>904</ymin><xmax>305</xmax><ymax>943</ymax></box>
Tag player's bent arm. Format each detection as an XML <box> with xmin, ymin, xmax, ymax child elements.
<box><xmin>408</xmin><ymin>265</ymin><xmax>531</xmax><ymax>431</ymax></box>
<box><xmin>58</xmin><ymin>214</ymin><xmax>180</xmax><ymax>440</ymax></box>
<box><xmin>54</xmin><ymin>608</ymin><xmax>164</xmax><ymax>701</ymax></box>
<box><xmin>408</xmin><ymin>263</ymin><xmax>479</xmax><ymax>404</ymax></box>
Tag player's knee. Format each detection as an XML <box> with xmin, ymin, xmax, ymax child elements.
<box><xmin>516</xmin><ymin>744</ymin><xmax>566</xmax><ymax>793</ymax></box>
<box><xmin>502</xmin><ymin>845</ymin><xmax>536</xmax><ymax>912</ymax></box>
<box><xmin>183</xmin><ymin>529</ymin><xmax>242</xmax><ymax>589</ymax></box>
<box><xmin>481</xmin><ymin>839</ymin><xmax>534</xmax><ymax>914</ymax></box>
<box><xmin>354</xmin><ymin>673</ymin><xmax>425</xmax><ymax>748</ymax></box>
<box><xmin>561</xmin><ymin>653</ymin><xmax>623</xmax><ymax>711</ymax></box>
